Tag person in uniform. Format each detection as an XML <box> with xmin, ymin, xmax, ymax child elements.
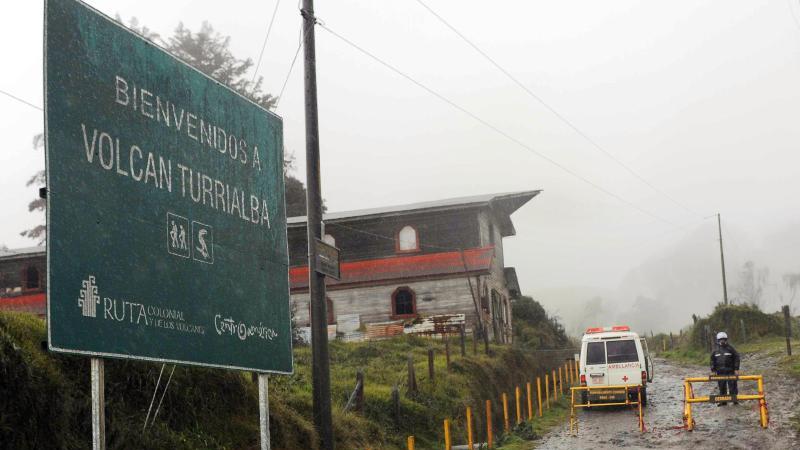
<box><xmin>710</xmin><ymin>331</ymin><xmax>740</xmax><ymax>406</ymax></box>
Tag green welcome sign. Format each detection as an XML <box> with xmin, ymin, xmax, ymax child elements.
<box><xmin>45</xmin><ymin>0</ymin><xmax>292</xmax><ymax>373</ymax></box>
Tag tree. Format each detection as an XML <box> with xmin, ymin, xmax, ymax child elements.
<box><xmin>21</xmin><ymin>18</ymin><xmax>310</xmax><ymax>242</ymax></box>
<box><xmin>734</xmin><ymin>261</ymin><xmax>769</xmax><ymax>307</ymax></box>
<box><xmin>781</xmin><ymin>272</ymin><xmax>800</xmax><ymax>312</ymax></box>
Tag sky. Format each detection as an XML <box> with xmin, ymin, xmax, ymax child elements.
<box><xmin>2</xmin><ymin>0</ymin><xmax>799</xmax><ymax>332</ymax></box>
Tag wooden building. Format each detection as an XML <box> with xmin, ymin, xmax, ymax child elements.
<box><xmin>288</xmin><ymin>191</ymin><xmax>539</xmax><ymax>342</ymax></box>
<box><xmin>0</xmin><ymin>191</ymin><xmax>539</xmax><ymax>342</ymax></box>
<box><xmin>0</xmin><ymin>246</ymin><xmax>47</xmax><ymax>316</ymax></box>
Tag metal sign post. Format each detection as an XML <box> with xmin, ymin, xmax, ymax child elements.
<box><xmin>259</xmin><ymin>374</ymin><xmax>271</xmax><ymax>450</ymax></box>
<box><xmin>91</xmin><ymin>358</ymin><xmax>105</xmax><ymax>450</ymax></box>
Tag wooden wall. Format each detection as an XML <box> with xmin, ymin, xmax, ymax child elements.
<box><xmin>287</xmin><ymin>208</ymin><xmax>483</xmax><ymax>266</ymax></box>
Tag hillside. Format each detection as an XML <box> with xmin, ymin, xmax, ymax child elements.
<box><xmin>0</xmin><ymin>297</ymin><xmax>572</xmax><ymax>449</ymax></box>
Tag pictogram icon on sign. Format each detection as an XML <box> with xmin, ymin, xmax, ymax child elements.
<box><xmin>192</xmin><ymin>221</ymin><xmax>214</xmax><ymax>264</ymax></box>
<box><xmin>167</xmin><ymin>212</ymin><xmax>190</xmax><ymax>258</ymax></box>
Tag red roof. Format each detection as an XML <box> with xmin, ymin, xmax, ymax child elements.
<box><xmin>290</xmin><ymin>246</ymin><xmax>494</xmax><ymax>290</ymax></box>
<box><xmin>0</xmin><ymin>292</ymin><xmax>46</xmax><ymax>316</ymax></box>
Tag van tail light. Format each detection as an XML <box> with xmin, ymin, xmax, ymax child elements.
<box><xmin>641</xmin><ymin>371</ymin><xmax>647</xmax><ymax>385</ymax></box>
<box><xmin>580</xmin><ymin>374</ymin><xmax>586</xmax><ymax>385</ymax></box>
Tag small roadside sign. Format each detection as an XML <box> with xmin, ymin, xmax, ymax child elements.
<box><xmin>315</xmin><ymin>238</ymin><xmax>341</xmax><ymax>280</ymax></box>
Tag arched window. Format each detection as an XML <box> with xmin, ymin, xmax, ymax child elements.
<box><xmin>397</xmin><ymin>225</ymin><xmax>419</xmax><ymax>252</ymax></box>
<box><xmin>25</xmin><ymin>266</ymin><xmax>40</xmax><ymax>290</ymax></box>
<box><xmin>308</xmin><ymin>297</ymin><xmax>336</xmax><ymax>325</ymax></box>
<box><xmin>323</xmin><ymin>234</ymin><xmax>336</xmax><ymax>247</ymax></box>
<box><xmin>392</xmin><ymin>287</ymin><xmax>417</xmax><ymax>318</ymax></box>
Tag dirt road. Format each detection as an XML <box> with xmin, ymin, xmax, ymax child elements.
<box><xmin>535</xmin><ymin>352</ymin><xmax>800</xmax><ymax>449</ymax></box>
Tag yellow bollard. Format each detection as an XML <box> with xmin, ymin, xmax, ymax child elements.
<box><xmin>569</xmin><ymin>387</ymin><xmax>576</xmax><ymax>434</ymax></box>
<box><xmin>444</xmin><ymin>419</ymin><xmax>451</xmax><ymax>450</ymax></box>
<box><xmin>526</xmin><ymin>382</ymin><xmax>533</xmax><ymax>419</ymax></box>
<box><xmin>559</xmin><ymin>367</ymin><xmax>564</xmax><ymax>394</ymax></box>
<box><xmin>407</xmin><ymin>436</ymin><xmax>415</xmax><ymax>450</ymax></box>
<box><xmin>638</xmin><ymin>387</ymin><xmax>644</xmax><ymax>432</ymax></box>
<box><xmin>502</xmin><ymin>392</ymin><xmax>510</xmax><ymax>431</ymax></box>
<box><xmin>575</xmin><ymin>360</ymin><xmax>579</xmax><ymax>382</ymax></box>
<box><xmin>569</xmin><ymin>362</ymin><xmax>574</xmax><ymax>385</ymax></box>
<box><xmin>757</xmin><ymin>376</ymin><xmax>768</xmax><ymax>428</ymax></box>
<box><xmin>515</xmin><ymin>386</ymin><xmax>522</xmax><ymax>424</ymax></box>
<box><xmin>486</xmin><ymin>399</ymin><xmax>493</xmax><ymax>448</ymax></box>
<box><xmin>685</xmin><ymin>381</ymin><xmax>693</xmax><ymax>431</ymax></box>
<box><xmin>536</xmin><ymin>377</ymin><xmax>543</xmax><ymax>416</ymax></box>
<box><xmin>545</xmin><ymin>374</ymin><xmax>550</xmax><ymax>410</ymax></box>
<box><xmin>466</xmin><ymin>406</ymin><xmax>474</xmax><ymax>449</ymax></box>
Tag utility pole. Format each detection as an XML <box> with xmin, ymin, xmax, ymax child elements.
<box><xmin>717</xmin><ymin>213</ymin><xmax>729</xmax><ymax>306</ymax></box>
<box><xmin>302</xmin><ymin>1</ymin><xmax>334</xmax><ymax>449</ymax></box>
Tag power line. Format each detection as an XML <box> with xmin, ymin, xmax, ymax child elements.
<box><xmin>274</xmin><ymin>19</ymin><xmax>310</xmax><ymax>110</ymax></box>
<box><xmin>412</xmin><ymin>0</ymin><xmax>699</xmax><ymax>217</ymax></box>
<box><xmin>0</xmin><ymin>89</ymin><xmax>42</xmax><ymax>111</ymax></box>
<box><xmin>251</xmin><ymin>0</ymin><xmax>282</xmax><ymax>83</ymax></box>
<box><xmin>316</xmin><ymin>22</ymin><xmax>678</xmax><ymax>228</ymax></box>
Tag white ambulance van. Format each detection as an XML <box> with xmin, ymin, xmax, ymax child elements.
<box><xmin>579</xmin><ymin>326</ymin><xmax>654</xmax><ymax>406</ymax></box>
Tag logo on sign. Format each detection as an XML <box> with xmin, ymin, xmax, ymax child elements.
<box><xmin>192</xmin><ymin>221</ymin><xmax>214</xmax><ymax>264</ymax></box>
<box><xmin>167</xmin><ymin>212</ymin><xmax>190</xmax><ymax>258</ymax></box>
<box><xmin>78</xmin><ymin>275</ymin><xmax>100</xmax><ymax>318</ymax></box>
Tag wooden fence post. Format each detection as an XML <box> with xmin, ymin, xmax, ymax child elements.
<box><xmin>472</xmin><ymin>328</ymin><xmax>478</xmax><ymax>355</ymax></box>
<box><xmin>407</xmin><ymin>355</ymin><xmax>417</xmax><ymax>394</ymax></box>
<box><xmin>428</xmin><ymin>348</ymin><xmax>435</xmax><ymax>383</ymax></box>
<box><xmin>356</xmin><ymin>370</ymin><xmax>364</xmax><ymax>412</ymax></box>
<box><xmin>536</xmin><ymin>377</ymin><xmax>543</xmax><ymax>417</ymax></box>
<box><xmin>784</xmin><ymin>305</ymin><xmax>792</xmax><ymax>356</ymax></box>
<box><xmin>445</xmin><ymin>335</ymin><xmax>451</xmax><ymax>371</ymax></box>
<box><xmin>460</xmin><ymin>325</ymin><xmax>466</xmax><ymax>357</ymax></box>
<box><xmin>515</xmin><ymin>386</ymin><xmax>522</xmax><ymax>424</ymax></box>
<box><xmin>740</xmin><ymin>319</ymin><xmax>747</xmax><ymax>342</ymax></box>
<box><xmin>392</xmin><ymin>384</ymin><xmax>400</xmax><ymax>425</ymax></box>
<box><xmin>485</xmin><ymin>399</ymin><xmax>493</xmax><ymax>448</ymax></box>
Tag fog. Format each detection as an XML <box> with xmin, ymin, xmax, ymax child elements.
<box><xmin>2</xmin><ymin>1</ymin><xmax>800</xmax><ymax>336</ymax></box>
<box><xmin>538</xmin><ymin>220</ymin><xmax>800</xmax><ymax>335</ymax></box>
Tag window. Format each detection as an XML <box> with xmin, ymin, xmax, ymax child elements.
<box><xmin>606</xmin><ymin>340</ymin><xmax>639</xmax><ymax>363</ymax></box>
<box><xmin>586</xmin><ymin>342</ymin><xmax>606</xmax><ymax>365</ymax></box>
<box><xmin>392</xmin><ymin>287</ymin><xmax>416</xmax><ymax>317</ymax></box>
<box><xmin>25</xmin><ymin>266</ymin><xmax>40</xmax><ymax>290</ymax></box>
<box><xmin>397</xmin><ymin>225</ymin><xmax>419</xmax><ymax>252</ymax></box>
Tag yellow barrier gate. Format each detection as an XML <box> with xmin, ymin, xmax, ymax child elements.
<box><xmin>682</xmin><ymin>374</ymin><xmax>768</xmax><ymax>431</ymax></box>
<box><xmin>569</xmin><ymin>384</ymin><xmax>645</xmax><ymax>434</ymax></box>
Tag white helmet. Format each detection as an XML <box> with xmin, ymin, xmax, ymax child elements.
<box><xmin>716</xmin><ymin>331</ymin><xmax>728</xmax><ymax>340</ymax></box>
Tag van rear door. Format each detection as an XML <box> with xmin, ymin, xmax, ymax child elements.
<box><xmin>605</xmin><ymin>339</ymin><xmax>641</xmax><ymax>385</ymax></box>
<box><xmin>585</xmin><ymin>341</ymin><xmax>607</xmax><ymax>386</ymax></box>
